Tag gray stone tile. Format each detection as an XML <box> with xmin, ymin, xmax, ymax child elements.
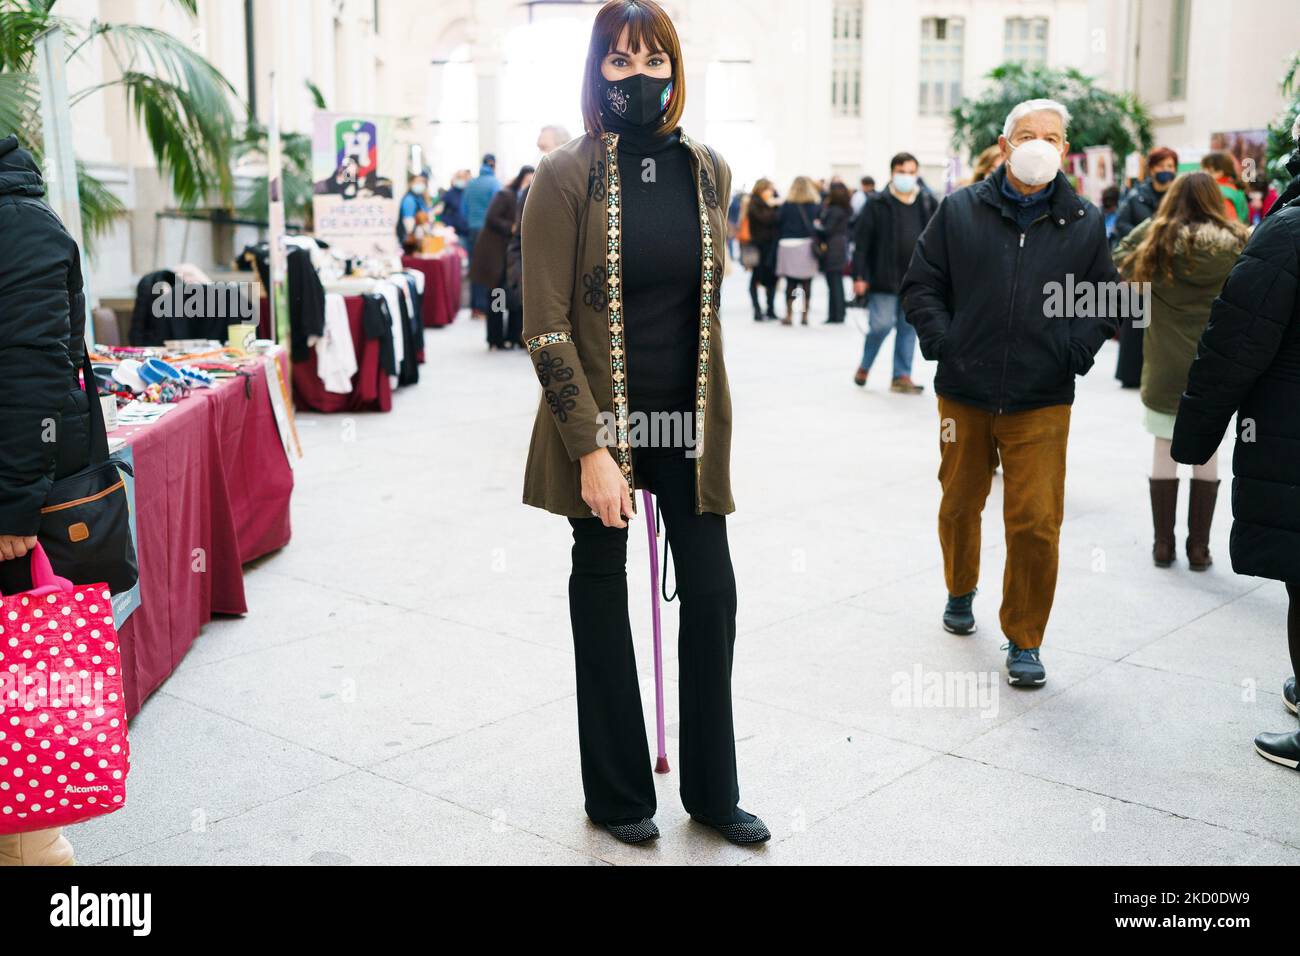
<box><xmin>760</xmin><ymin>755</ymin><xmax>1300</xmax><ymax>865</ymax></box>
<box><xmin>97</xmin><ymin>770</ymin><xmax>596</xmax><ymax>865</ymax></box>
<box><xmin>373</xmin><ymin>694</ymin><xmax>933</xmax><ymax>863</ymax></box>
<box><xmin>68</xmin><ymin>693</ymin><xmax>351</xmax><ymax>864</ymax></box>
<box><xmin>955</xmin><ymin>662</ymin><xmax>1300</xmax><ymax>848</ymax></box>
<box><xmin>159</xmin><ymin>610</ymin><xmax>575</xmax><ymax>766</ymax></box>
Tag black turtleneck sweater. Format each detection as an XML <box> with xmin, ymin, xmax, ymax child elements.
<box><xmin>608</xmin><ymin>118</ymin><xmax>702</xmax><ymax>417</ymax></box>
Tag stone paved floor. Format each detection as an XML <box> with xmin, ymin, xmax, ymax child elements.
<box><xmin>73</xmin><ymin>271</ymin><xmax>1300</xmax><ymax>865</ymax></box>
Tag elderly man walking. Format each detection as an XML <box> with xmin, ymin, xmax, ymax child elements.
<box><xmin>901</xmin><ymin>99</ymin><xmax>1120</xmax><ymax>686</ymax></box>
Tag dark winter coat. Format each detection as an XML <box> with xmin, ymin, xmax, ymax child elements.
<box><xmin>1112</xmin><ymin>179</ymin><xmax>1162</xmax><ymax>245</ymax></box>
<box><xmin>851</xmin><ymin>187</ymin><xmax>938</xmax><ymax>293</ymax></box>
<box><xmin>469</xmin><ymin>186</ymin><xmax>519</xmax><ymax>287</ymax></box>
<box><xmin>817</xmin><ymin>204</ymin><xmax>852</xmax><ymax>273</ymax></box>
<box><xmin>1172</xmin><ymin>160</ymin><xmax>1300</xmax><ymax>583</ymax></box>
<box><xmin>746</xmin><ymin>198</ymin><xmax>779</xmax><ymax>244</ymax></box>
<box><xmin>0</xmin><ymin>135</ymin><xmax>90</xmax><ymax>536</ymax></box>
<box><xmin>901</xmin><ymin>166</ymin><xmax>1121</xmax><ymax>414</ymax></box>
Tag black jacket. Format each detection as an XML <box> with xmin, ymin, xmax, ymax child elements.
<box><xmin>901</xmin><ymin>167</ymin><xmax>1120</xmax><ymax>414</ymax></box>
<box><xmin>1171</xmin><ymin>164</ymin><xmax>1300</xmax><ymax>583</ymax></box>
<box><xmin>0</xmin><ymin>135</ymin><xmax>89</xmax><ymax>536</ymax></box>
<box><xmin>817</xmin><ymin>204</ymin><xmax>852</xmax><ymax>272</ymax></box>
<box><xmin>1112</xmin><ymin>179</ymin><xmax>1161</xmax><ymax>245</ymax></box>
<box><xmin>851</xmin><ymin>187</ymin><xmax>938</xmax><ymax>292</ymax></box>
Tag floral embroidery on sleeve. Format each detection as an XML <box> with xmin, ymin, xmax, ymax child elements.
<box><xmin>545</xmin><ymin>383</ymin><xmax>580</xmax><ymax>422</ymax></box>
<box><xmin>535</xmin><ymin>349</ymin><xmax>576</xmax><ymax>388</ymax></box>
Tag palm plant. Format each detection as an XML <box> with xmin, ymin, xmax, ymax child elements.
<box><xmin>0</xmin><ymin>0</ymin><xmax>238</xmax><ymax>249</ymax></box>
<box><xmin>950</xmin><ymin>63</ymin><xmax>1153</xmax><ymax>162</ymax></box>
<box><xmin>232</xmin><ymin>80</ymin><xmax>328</xmax><ymax>231</ymax></box>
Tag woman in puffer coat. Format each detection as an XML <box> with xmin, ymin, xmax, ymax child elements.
<box><xmin>1114</xmin><ymin>172</ymin><xmax>1248</xmax><ymax>570</ymax></box>
<box><xmin>1172</xmin><ymin>139</ymin><xmax>1300</xmax><ymax>771</ymax></box>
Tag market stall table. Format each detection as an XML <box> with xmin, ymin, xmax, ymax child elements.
<box><xmin>401</xmin><ymin>250</ymin><xmax>463</xmax><ymax>327</ymax></box>
<box><xmin>112</xmin><ymin>349</ymin><xmax>294</xmax><ymax>719</ymax></box>
<box><xmin>259</xmin><ymin>293</ymin><xmax>393</xmax><ymax>413</ymax></box>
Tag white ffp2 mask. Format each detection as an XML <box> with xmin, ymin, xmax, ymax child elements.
<box><xmin>1008</xmin><ymin>139</ymin><xmax>1061</xmax><ymax>186</ymax></box>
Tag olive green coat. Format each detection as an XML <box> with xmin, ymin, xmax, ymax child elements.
<box><xmin>1115</xmin><ymin>220</ymin><xmax>1246</xmax><ymax>415</ymax></box>
<box><xmin>520</xmin><ymin>130</ymin><xmax>735</xmax><ymax>517</ymax></box>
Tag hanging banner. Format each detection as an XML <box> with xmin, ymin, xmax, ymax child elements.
<box><xmin>311</xmin><ymin>111</ymin><xmax>399</xmax><ymax>260</ymax></box>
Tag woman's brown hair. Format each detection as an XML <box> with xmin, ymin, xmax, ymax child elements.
<box><xmin>580</xmin><ymin>0</ymin><xmax>686</xmax><ymax>138</ymax></box>
<box><xmin>1120</xmin><ymin>171</ymin><xmax>1247</xmax><ymax>283</ymax></box>
<box><xmin>1199</xmin><ymin>150</ymin><xmax>1240</xmax><ymax>186</ymax></box>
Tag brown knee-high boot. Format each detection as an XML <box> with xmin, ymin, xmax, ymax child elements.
<box><xmin>1186</xmin><ymin>478</ymin><xmax>1220</xmax><ymax>571</ymax></box>
<box><xmin>1149</xmin><ymin>478</ymin><xmax>1179</xmax><ymax>567</ymax></box>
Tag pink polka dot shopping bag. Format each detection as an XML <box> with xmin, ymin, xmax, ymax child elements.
<box><xmin>0</xmin><ymin>543</ymin><xmax>130</xmax><ymax>833</ymax></box>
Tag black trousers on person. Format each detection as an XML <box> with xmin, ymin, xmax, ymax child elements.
<box><xmin>566</xmin><ymin>447</ymin><xmax>740</xmax><ymax>825</ymax></box>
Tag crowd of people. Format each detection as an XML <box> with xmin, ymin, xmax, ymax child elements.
<box><xmin>720</xmin><ymin>101</ymin><xmax>1300</xmax><ymax>747</ymax></box>
<box><xmin>396</xmin><ymin>127</ymin><xmax>572</xmax><ymax>353</ymax></box>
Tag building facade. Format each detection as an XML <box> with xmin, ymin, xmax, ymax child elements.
<box><xmin>49</xmin><ymin>0</ymin><xmax>1298</xmax><ymax>298</ymax></box>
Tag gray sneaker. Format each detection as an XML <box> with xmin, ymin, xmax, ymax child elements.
<box><xmin>943</xmin><ymin>588</ymin><xmax>977</xmax><ymax>635</ymax></box>
<box><xmin>1003</xmin><ymin>643</ymin><xmax>1046</xmax><ymax>687</ymax></box>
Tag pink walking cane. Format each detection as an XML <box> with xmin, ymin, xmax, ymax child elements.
<box><xmin>641</xmin><ymin>488</ymin><xmax>670</xmax><ymax>773</ymax></box>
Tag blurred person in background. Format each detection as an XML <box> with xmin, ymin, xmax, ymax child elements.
<box><xmin>850</xmin><ymin>175</ymin><xmax>876</xmax><ymax>218</ymax></box>
<box><xmin>1200</xmin><ymin>151</ymin><xmax>1249</xmax><ymax>224</ymax></box>
<box><xmin>817</xmin><ymin>181</ymin><xmax>853</xmax><ymax>324</ymax></box>
<box><xmin>967</xmin><ymin>144</ymin><xmax>1004</xmax><ymax>185</ymax></box>
<box><xmin>775</xmin><ymin>175</ymin><xmax>822</xmax><ymax>325</ymax></box>
<box><xmin>506</xmin><ymin>126</ymin><xmax>570</xmax><ymax>342</ymax></box>
<box><xmin>1114</xmin><ymin>146</ymin><xmax>1180</xmax><ymax>389</ymax></box>
<box><xmin>1114</xmin><ymin>171</ymin><xmax>1248</xmax><ymax>570</ymax></box>
<box><xmin>1101</xmin><ymin>185</ymin><xmax>1120</xmax><ymax>240</ymax></box>
<box><xmin>745</xmin><ymin>178</ymin><xmax>780</xmax><ymax>321</ymax></box>
<box><xmin>1172</xmin><ymin>129</ymin><xmax>1300</xmax><ymax>770</ymax></box>
<box><xmin>851</xmin><ymin>151</ymin><xmax>935</xmax><ymax>392</ymax></box>
<box><xmin>471</xmin><ymin>164</ymin><xmax>534</xmax><ymax>350</ymax></box>
<box><xmin>398</xmin><ymin>171</ymin><xmax>439</xmax><ymax>248</ymax></box>
<box><xmin>437</xmin><ymin>168</ymin><xmax>471</xmax><ymax>236</ymax></box>
<box><xmin>462</xmin><ymin>154</ymin><xmax>501</xmax><ymax>320</ymax></box>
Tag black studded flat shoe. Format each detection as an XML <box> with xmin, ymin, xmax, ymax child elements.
<box><xmin>692</xmin><ymin>809</ymin><xmax>771</xmax><ymax>845</ymax></box>
<box><xmin>603</xmin><ymin>818</ymin><xmax>660</xmax><ymax>844</ymax></box>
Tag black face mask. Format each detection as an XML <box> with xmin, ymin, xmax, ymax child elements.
<box><xmin>598</xmin><ymin>73</ymin><xmax>673</xmax><ymax>128</ymax></box>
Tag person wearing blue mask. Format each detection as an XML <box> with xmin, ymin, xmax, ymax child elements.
<box><xmin>1113</xmin><ymin>147</ymin><xmax>1180</xmax><ymax>388</ymax></box>
<box><xmin>850</xmin><ymin>151</ymin><xmax>937</xmax><ymax>393</ymax></box>
<box><xmin>397</xmin><ymin>172</ymin><xmax>432</xmax><ymax>246</ymax></box>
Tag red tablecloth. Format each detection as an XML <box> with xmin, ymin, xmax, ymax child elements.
<box><xmin>259</xmin><ymin>295</ymin><xmax>393</xmax><ymax>414</ymax></box>
<box><xmin>402</xmin><ymin>252</ymin><xmax>463</xmax><ymax>327</ymax></box>
<box><xmin>113</xmin><ymin>351</ymin><xmax>294</xmax><ymax>718</ymax></box>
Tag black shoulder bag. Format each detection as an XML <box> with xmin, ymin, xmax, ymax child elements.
<box><xmin>39</xmin><ymin>348</ymin><xmax>139</xmax><ymax>594</ymax></box>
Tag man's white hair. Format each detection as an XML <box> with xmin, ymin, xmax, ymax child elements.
<box><xmin>1002</xmin><ymin>98</ymin><xmax>1072</xmax><ymax>139</ymax></box>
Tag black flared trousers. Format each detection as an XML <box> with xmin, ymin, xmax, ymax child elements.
<box><xmin>566</xmin><ymin>448</ymin><xmax>740</xmax><ymax>825</ymax></box>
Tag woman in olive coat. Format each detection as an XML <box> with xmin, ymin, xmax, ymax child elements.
<box><xmin>519</xmin><ymin>0</ymin><xmax>767</xmax><ymax>847</ymax></box>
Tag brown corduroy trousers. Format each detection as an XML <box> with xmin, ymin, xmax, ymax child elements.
<box><xmin>936</xmin><ymin>395</ymin><xmax>1071</xmax><ymax>650</ymax></box>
